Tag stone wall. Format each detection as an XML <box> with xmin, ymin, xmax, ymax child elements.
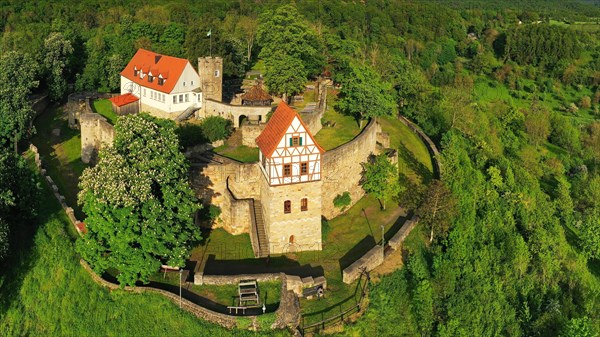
<box><xmin>202</xmin><ymin>100</ymin><xmax>271</xmax><ymax>128</ymax></box>
<box><xmin>397</xmin><ymin>115</ymin><xmax>441</xmax><ymax>178</ymax></box>
<box><xmin>342</xmin><ymin>215</ymin><xmax>419</xmax><ymax>284</ymax></box>
<box><xmin>80</xmin><ymin>113</ymin><xmax>115</xmax><ymax>164</ymax></box>
<box><xmin>321</xmin><ymin>119</ymin><xmax>381</xmax><ymax>219</ymax></box>
<box><xmin>240</xmin><ymin>123</ymin><xmax>265</xmax><ymax>147</ymax></box>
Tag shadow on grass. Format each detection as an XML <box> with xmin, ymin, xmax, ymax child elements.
<box><xmin>397</xmin><ymin>143</ymin><xmax>433</xmax><ymax>184</ymax></box>
<box><xmin>204</xmin><ymin>254</ymin><xmax>324</xmax><ymax>278</ymax></box>
<box><xmin>0</xmin><ymin>175</ymin><xmax>63</xmax><ymax>316</ymax></box>
<box><xmin>588</xmin><ymin>258</ymin><xmax>600</xmax><ymax>279</ymax></box>
<box><xmin>337</xmin><ymin>235</ymin><xmax>376</xmax><ymax>272</ymax></box>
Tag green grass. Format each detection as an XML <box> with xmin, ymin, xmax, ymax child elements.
<box><xmin>379</xmin><ymin>115</ymin><xmax>434</xmax><ymax>183</ymax></box>
<box><xmin>313</xmin><ymin>93</ymin><xmax>365</xmax><ymax>151</ymax></box>
<box><xmin>214</xmin><ymin>145</ymin><xmax>259</xmax><ymax>163</ymax></box>
<box><xmin>189</xmin><ymin>281</ymin><xmax>281</xmax><ymax>309</ymax></box>
<box><xmin>31</xmin><ymin>107</ymin><xmax>87</xmax><ymax>219</ymax></box>
<box><xmin>0</xmin><ymin>163</ymin><xmax>267</xmax><ymax>337</ymax></box>
<box><xmin>92</xmin><ymin>99</ymin><xmax>119</xmax><ymax>125</ymax></box>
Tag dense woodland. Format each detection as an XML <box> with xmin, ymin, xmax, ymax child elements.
<box><xmin>2</xmin><ymin>0</ymin><xmax>600</xmax><ymax>336</ymax></box>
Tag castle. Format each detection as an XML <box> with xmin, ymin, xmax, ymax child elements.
<box><xmin>80</xmin><ymin>49</ymin><xmax>391</xmax><ymax>257</ymax></box>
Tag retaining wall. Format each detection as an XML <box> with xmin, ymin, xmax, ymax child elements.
<box><xmin>397</xmin><ymin>115</ymin><xmax>441</xmax><ymax>178</ymax></box>
<box><xmin>342</xmin><ymin>215</ymin><xmax>419</xmax><ymax>284</ymax></box>
<box><xmin>321</xmin><ymin>119</ymin><xmax>380</xmax><ymax>219</ymax></box>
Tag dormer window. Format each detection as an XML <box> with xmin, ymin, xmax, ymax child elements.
<box><xmin>158</xmin><ymin>78</ymin><xmax>164</xmax><ymax>85</ymax></box>
<box><xmin>133</xmin><ymin>68</ymin><xmax>139</xmax><ymax>77</ymax></box>
<box><xmin>148</xmin><ymin>75</ymin><xmax>154</xmax><ymax>83</ymax></box>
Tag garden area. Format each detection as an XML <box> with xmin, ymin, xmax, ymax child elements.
<box><xmin>92</xmin><ymin>99</ymin><xmax>119</xmax><ymax>124</ymax></box>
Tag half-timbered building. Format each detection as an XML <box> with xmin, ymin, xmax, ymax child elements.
<box><xmin>256</xmin><ymin>102</ymin><xmax>325</xmax><ymax>254</ymax></box>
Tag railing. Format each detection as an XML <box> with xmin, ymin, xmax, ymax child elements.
<box><xmin>299</xmin><ymin>271</ymin><xmax>370</xmax><ymax>336</ymax></box>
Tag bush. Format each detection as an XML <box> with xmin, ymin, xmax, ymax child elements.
<box><xmin>200</xmin><ymin>116</ymin><xmax>233</xmax><ymax>142</ymax></box>
<box><xmin>580</xmin><ymin>95</ymin><xmax>592</xmax><ymax>109</ymax></box>
<box><xmin>175</xmin><ymin>123</ymin><xmax>207</xmax><ymax>148</ymax></box>
<box><xmin>333</xmin><ymin>192</ymin><xmax>351</xmax><ymax>211</ymax></box>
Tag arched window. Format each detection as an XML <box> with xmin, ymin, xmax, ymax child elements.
<box><xmin>289</xmin><ymin>235</ymin><xmax>295</xmax><ymax>244</ymax></box>
<box><xmin>301</xmin><ymin>198</ymin><xmax>308</xmax><ymax>211</ymax></box>
<box><xmin>284</xmin><ymin>200</ymin><xmax>291</xmax><ymax>214</ymax></box>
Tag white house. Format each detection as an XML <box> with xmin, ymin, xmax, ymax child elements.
<box><xmin>118</xmin><ymin>48</ymin><xmax>202</xmax><ymax>119</ymax></box>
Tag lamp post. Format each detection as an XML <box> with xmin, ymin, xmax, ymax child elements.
<box><xmin>179</xmin><ymin>268</ymin><xmax>183</xmax><ymax>309</ymax></box>
<box><xmin>381</xmin><ymin>224</ymin><xmax>385</xmax><ymax>254</ymax></box>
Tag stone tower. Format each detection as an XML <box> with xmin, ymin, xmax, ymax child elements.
<box><xmin>256</xmin><ymin>102</ymin><xmax>325</xmax><ymax>254</ymax></box>
<box><xmin>197</xmin><ymin>56</ymin><xmax>223</xmax><ymax>103</ymax></box>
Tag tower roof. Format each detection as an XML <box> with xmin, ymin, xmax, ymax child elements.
<box><xmin>241</xmin><ymin>82</ymin><xmax>273</xmax><ymax>103</ymax></box>
<box><xmin>256</xmin><ymin>102</ymin><xmax>324</xmax><ymax>158</ymax></box>
<box><xmin>121</xmin><ymin>49</ymin><xmax>196</xmax><ymax>94</ymax></box>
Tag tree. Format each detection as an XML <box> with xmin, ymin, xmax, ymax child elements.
<box><xmin>417</xmin><ymin>179</ymin><xmax>457</xmax><ymax>243</ymax></box>
<box><xmin>264</xmin><ymin>54</ymin><xmax>307</xmax><ymax>102</ymax></box>
<box><xmin>524</xmin><ymin>101</ymin><xmax>551</xmax><ymax>146</ymax></box>
<box><xmin>561</xmin><ymin>316</ymin><xmax>598</xmax><ymax>337</ymax></box>
<box><xmin>258</xmin><ymin>4</ymin><xmax>324</xmax><ymax>78</ymax></box>
<box><xmin>361</xmin><ymin>154</ymin><xmax>401</xmax><ymax>210</ymax></box>
<box><xmin>200</xmin><ymin>116</ymin><xmax>232</xmax><ymax>142</ymax></box>
<box><xmin>335</xmin><ymin>62</ymin><xmax>395</xmax><ymax>127</ymax></box>
<box><xmin>0</xmin><ymin>51</ymin><xmax>39</xmax><ymax>152</ymax></box>
<box><xmin>77</xmin><ymin>114</ymin><xmax>201</xmax><ymax>286</ymax></box>
<box><xmin>0</xmin><ymin>218</ymin><xmax>7</xmax><ymax>261</ymax></box>
<box><xmin>44</xmin><ymin>32</ymin><xmax>74</xmax><ymax>102</ymax></box>
<box><xmin>237</xmin><ymin>16</ymin><xmax>258</xmax><ymax>63</ymax></box>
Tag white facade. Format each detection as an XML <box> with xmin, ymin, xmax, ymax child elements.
<box><xmin>260</xmin><ymin>116</ymin><xmax>322</xmax><ymax>186</ymax></box>
<box><xmin>120</xmin><ymin>62</ymin><xmax>202</xmax><ymax>116</ymax></box>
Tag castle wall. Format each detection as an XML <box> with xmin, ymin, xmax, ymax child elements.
<box><xmin>240</xmin><ymin>123</ymin><xmax>265</xmax><ymax>147</ymax></box>
<box><xmin>321</xmin><ymin>119</ymin><xmax>380</xmax><ymax>219</ymax></box>
<box><xmin>201</xmin><ymin>99</ymin><xmax>271</xmax><ymax>128</ymax></box>
<box><xmin>80</xmin><ymin>113</ymin><xmax>115</xmax><ymax>164</ymax></box>
<box><xmin>260</xmin><ymin>176</ymin><xmax>322</xmax><ymax>254</ymax></box>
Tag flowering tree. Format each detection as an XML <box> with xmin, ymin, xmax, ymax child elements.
<box><xmin>77</xmin><ymin>114</ymin><xmax>201</xmax><ymax>286</ymax></box>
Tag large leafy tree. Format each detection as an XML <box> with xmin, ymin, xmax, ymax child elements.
<box><xmin>0</xmin><ymin>51</ymin><xmax>39</xmax><ymax>152</ymax></box>
<box><xmin>335</xmin><ymin>62</ymin><xmax>395</xmax><ymax>127</ymax></box>
<box><xmin>264</xmin><ymin>54</ymin><xmax>307</xmax><ymax>102</ymax></box>
<box><xmin>361</xmin><ymin>154</ymin><xmax>401</xmax><ymax>210</ymax></box>
<box><xmin>77</xmin><ymin>114</ymin><xmax>201</xmax><ymax>286</ymax></box>
<box><xmin>416</xmin><ymin>179</ymin><xmax>457</xmax><ymax>243</ymax></box>
<box><xmin>43</xmin><ymin>32</ymin><xmax>74</xmax><ymax>102</ymax></box>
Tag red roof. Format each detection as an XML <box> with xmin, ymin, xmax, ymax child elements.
<box><xmin>108</xmin><ymin>93</ymin><xmax>139</xmax><ymax>107</ymax></box>
<box><xmin>120</xmin><ymin>49</ymin><xmax>194</xmax><ymax>94</ymax></box>
<box><xmin>256</xmin><ymin>102</ymin><xmax>324</xmax><ymax>158</ymax></box>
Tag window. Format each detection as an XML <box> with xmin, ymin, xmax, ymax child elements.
<box><xmin>284</xmin><ymin>200</ymin><xmax>291</xmax><ymax>214</ymax></box>
<box><xmin>214</xmin><ymin>70</ymin><xmax>220</xmax><ymax>77</ymax></box>
<box><xmin>161</xmin><ymin>93</ymin><xmax>165</xmax><ymax>102</ymax></box>
<box><xmin>173</xmin><ymin>96</ymin><xmax>177</xmax><ymax>104</ymax></box>
<box><xmin>289</xmin><ymin>235</ymin><xmax>295</xmax><ymax>244</ymax></box>
<box><xmin>191</xmin><ymin>80</ymin><xmax>195</xmax><ymax>86</ymax></box>
<box><xmin>185</xmin><ymin>94</ymin><xmax>189</xmax><ymax>102</ymax></box>
<box><xmin>158</xmin><ymin>78</ymin><xmax>164</xmax><ymax>85</ymax></box>
<box><xmin>179</xmin><ymin>94</ymin><xmax>184</xmax><ymax>103</ymax></box>
<box><xmin>151</xmin><ymin>91</ymin><xmax>154</xmax><ymax>99</ymax></box>
<box><xmin>133</xmin><ymin>69</ymin><xmax>139</xmax><ymax>77</ymax></box>
<box><xmin>289</xmin><ymin>136</ymin><xmax>303</xmax><ymax>147</ymax></box>
<box><xmin>143</xmin><ymin>88</ymin><xmax>146</xmax><ymax>97</ymax></box>
<box><xmin>301</xmin><ymin>198</ymin><xmax>308</xmax><ymax>211</ymax></box>
<box><xmin>283</xmin><ymin>164</ymin><xmax>291</xmax><ymax>177</ymax></box>
<box><xmin>148</xmin><ymin>75</ymin><xmax>154</xmax><ymax>83</ymax></box>
<box><xmin>300</xmin><ymin>162</ymin><xmax>308</xmax><ymax>175</ymax></box>
<box><xmin>183</xmin><ymin>81</ymin><xmax>186</xmax><ymax>87</ymax></box>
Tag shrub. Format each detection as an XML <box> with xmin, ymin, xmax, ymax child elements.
<box><xmin>200</xmin><ymin>116</ymin><xmax>233</xmax><ymax>142</ymax></box>
<box><xmin>580</xmin><ymin>95</ymin><xmax>592</xmax><ymax>109</ymax></box>
<box><xmin>175</xmin><ymin>123</ymin><xmax>207</xmax><ymax>148</ymax></box>
<box><xmin>333</xmin><ymin>192</ymin><xmax>351</xmax><ymax>211</ymax></box>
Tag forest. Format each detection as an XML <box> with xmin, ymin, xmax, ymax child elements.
<box><xmin>1</xmin><ymin>0</ymin><xmax>600</xmax><ymax>336</ymax></box>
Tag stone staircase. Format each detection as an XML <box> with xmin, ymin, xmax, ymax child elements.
<box><xmin>252</xmin><ymin>200</ymin><xmax>270</xmax><ymax>258</ymax></box>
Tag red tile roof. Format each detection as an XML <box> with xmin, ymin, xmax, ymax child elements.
<box><xmin>108</xmin><ymin>93</ymin><xmax>139</xmax><ymax>107</ymax></box>
<box><xmin>256</xmin><ymin>102</ymin><xmax>324</xmax><ymax>158</ymax></box>
<box><xmin>120</xmin><ymin>49</ymin><xmax>194</xmax><ymax>94</ymax></box>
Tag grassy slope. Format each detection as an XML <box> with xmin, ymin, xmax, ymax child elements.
<box><xmin>92</xmin><ymin>99</ymin><xmax>119</xmax><ymax>125</ymax></box>
<box><xmin>313</xmin><ymin>93</ymin><xmax>365</xmax><ymax>151</ymax></box>
<box><xmin>0</xmin><ymin>165</ymin><xmax>268</xmax><ymax>337</ymax></box>
<box><xmin>214</xmin><ymin>145</ymin><xmax>259</xmax><ymax>163</ymax></box>
<box><xmin>31</xmin><ymin>107</ymin><xmax>87</xmax><ymax>219</ymax></box>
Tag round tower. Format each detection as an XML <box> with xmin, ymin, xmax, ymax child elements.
<box><xmin>197</xmin><ymin>56</ymin><xmax>223</xmax><ymax>103</ymax></box>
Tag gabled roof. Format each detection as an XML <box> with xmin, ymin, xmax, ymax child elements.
<box><xmin>120</xmin><ymin>49</ymin><xmax>195</xmax><ymax>94</ymax></box>
<box><xmin>256</xmin><ymin>102</ymin><xmax>324</xmax><ymax>158</ymax></box>
<box><xmin>241</xmin><ymin>82</ymin><xmax>273</xmax><ymax>102</ymax></box>
<box><xmin>108</xmin><ymin>93</ymin><xmax>139</xmax><ymax>107</ymax></box>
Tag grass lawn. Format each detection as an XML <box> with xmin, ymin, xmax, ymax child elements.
<box><xmin>92</xmin><ymin>99</ymin><xmax>119</xmax><ymax>125</ymax></box>
<box><xmin>31</xmin><ymin>107</ymin><xmax>87</xmax><ymax>219</ymax></box>
<box><xmin>0</xmin><ymin>158</ymin><xmax>266</xmax><ymax>337</ymax></box>
<box><xmin>379</xmin><ymin>115</ymin><xmax>434</xmax><ymax>184</ymax></box>
<box><xmin>214</xmin><ymin>144</ymin><xmax>259</xmax><ymax>163</ymax></box>
<box><xmin>313</xmin><ymin>92</ymin><xmax>365</xmax><ymax>151</ymax></box>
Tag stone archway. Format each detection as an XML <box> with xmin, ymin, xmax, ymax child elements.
<box><xmin>238</xmin><ymin>115</ymin><xmax>247</xmax><ymax>127</ymax></box>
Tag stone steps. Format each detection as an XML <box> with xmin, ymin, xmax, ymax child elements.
<box><xmin>252</xmin><ymin>200</ymin><xmax>269</xmax><ymax>257</ymax></box>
